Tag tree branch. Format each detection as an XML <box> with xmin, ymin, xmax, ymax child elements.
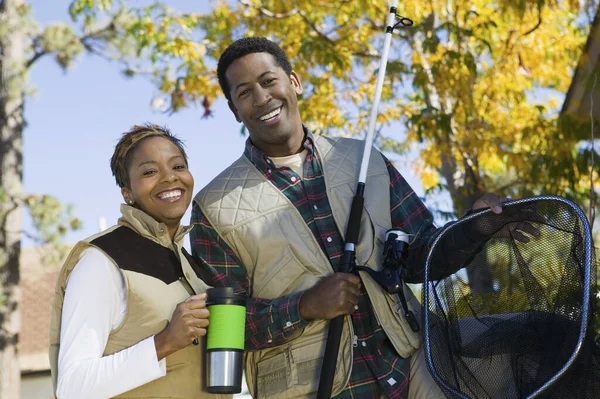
<box><xmin>24</xmin><ymin>35</ymin><xmax>47</xmax><ymax>69</ymax></box>
<box><xmin>24</xmin><ymin>49</ymin><xmax>47</xmax><ymax>69</ymax></box>
<box><xmin>520</xmin><ymin>9</ymin><xmax>543</xmax><ymax>37</ymax></box>
<box><xmin>0</xmin><ymin>196</ymin><xmax>19</xmax><ymax>234</ymax></box>
<box><xmin>297</xmin><ymin>9</ymin><xmax>335</xmax><ymax>45</ymax></box>
<box><xmin>25</xmin><ymin>15</ymin><xmax>120</xmax><ymax>69</ymax></box>
<box><xmin>497</xmin><ymin>179</ymin><xmax>523</xmax><ymax>192</ymax></box>
<box><xmin>351</xmin><ymin>50</ymin><xmax>380</xmax><ymax>59</ymax></box>
<box><xmin>237</xmin><ymin>0</ymin><xmax>298</xmax><ymax>19</ymax></box>
<box><xmin>79</xmin><ymin>19</ymin><xmax>118</xmax><ymax>51</ymax></box>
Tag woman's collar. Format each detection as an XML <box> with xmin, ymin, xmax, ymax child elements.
<box><xmin>118</xmin><ymin>204</ymin><xmax>192</xmax><ymax>245</ymax></box>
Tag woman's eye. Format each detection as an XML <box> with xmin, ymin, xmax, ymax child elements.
<box><xmin>239</xmin><ymin>89</ymin><xmax>250</xmax><ymax>97</ymax></box>
<box><xmin>174</xmin><ymin>164</ymin><xmax>186</xmax><ymax>170</ymax></box>
<box><xmin>263</xmin><ymin>79</ymin><xmax>274</xmax><ymax>85</ymax></box>
<box><xmin>142</xmin><ymin>170</ymin><xmax>157</xmax><ymax>176</ymax></box>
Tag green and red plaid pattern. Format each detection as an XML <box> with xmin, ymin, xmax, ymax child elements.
<box><xmin>190</xmin><ymin>129</ymin><xmax>444</xmax><ymax>398</ymax></box>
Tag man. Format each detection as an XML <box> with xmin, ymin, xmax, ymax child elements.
<box><xmin>190</xmin><ymin>37</ymin><xmax>507</xmax><ymax>398</ymax></box>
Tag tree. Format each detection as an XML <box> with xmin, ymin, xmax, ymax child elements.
<box><xmin>128</xmin><ymin>0</ymin><xmax>597</xmax><ymax>292</ymax></box>
<box><xmin>42</xmin><ymin>0</ymin><xmax>598</xmax><ymax>217</ymax></box>
<box><xmin>0</xmin><ymin>1</ymin><xmax>25</xmax><ymax>394</ymax></box>
<box><xmin>0</xmin><ymin>0</ymin><xmax>208</xmax><ymax>395</ymax></box>
<box><xmin>1</xmin><ymin>0</ymin><xmax>598</xmax><ymax>395</ymax></box>
<box><xmin>191</xmin><ymin>0</ymin><xmax>599</xmax><ymax>292</ymax></box>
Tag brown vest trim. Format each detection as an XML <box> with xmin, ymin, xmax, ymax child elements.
<box><xmin>91</xmin><ymin>226</ymin><xmax>183</xmax><ymax>284</ymax></box>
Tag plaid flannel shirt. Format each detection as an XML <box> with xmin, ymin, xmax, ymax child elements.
<box><xmin>190</xmin><ymin>130</ymin><xmax>444</xmax><ymax>399</ymax></box>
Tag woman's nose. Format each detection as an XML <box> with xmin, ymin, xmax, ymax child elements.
<box><xmin>161</xmin><ymin>171</ymin><xmax>176</xmax><ymax>183</ymax></box>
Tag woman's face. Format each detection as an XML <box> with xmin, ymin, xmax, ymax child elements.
<box><xmin>121</xmin><ymin>136</ymin><xmax>194</xmax><ymax>233</ymax></box>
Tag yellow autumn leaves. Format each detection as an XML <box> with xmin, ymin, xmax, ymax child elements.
<box><xmin>68</xmin><ymin>0</ymin><xmax>597</xmax><ymax>212</ymax></box>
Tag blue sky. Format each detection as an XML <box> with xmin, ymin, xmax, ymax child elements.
<box><xmin>22</xmin><ymin>0</ymin><xmax>428</xmax><ymax>247</ymax></box>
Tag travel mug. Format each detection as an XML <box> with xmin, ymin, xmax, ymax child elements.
<box><xmin>205</xmin><ymin>287</ymin><xmax>246</xmax><ymax>394</ymax></box>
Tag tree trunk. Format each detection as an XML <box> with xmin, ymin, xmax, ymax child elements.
<box><xmin>440</xmin><ymin>154</ymin><xmax>494</xmax><ymax>293</ymax></box>
<box><xmin>418</xmin><ymin>16</ymin><xmax>495</xmax><ymax>294</ymax></box>
<box><xmin>0</xmin><ymin>0</ymin><xmax>25</xmax><ymax>397</ymax></box>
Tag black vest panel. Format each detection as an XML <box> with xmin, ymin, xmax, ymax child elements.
<box><xmin>91</xmin><ymin>226</ymin><xmax>183</xmax><ymax>285</ymax></box>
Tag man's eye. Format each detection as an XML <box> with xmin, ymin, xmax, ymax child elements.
<box><xmin>239</xmin><ymin>89</ymin><xmax>250</xmax><ymax>97</ymax></box>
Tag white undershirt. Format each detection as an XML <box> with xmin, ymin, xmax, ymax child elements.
<box><xmin>269</xmin><ymin>149</ymin><xmax>307</xmax><ymax>178</ymax></box>
<box><xmin>56</xmin><ymin>247</ymin><xmax>166</xmax><ymax>399</ymax></box>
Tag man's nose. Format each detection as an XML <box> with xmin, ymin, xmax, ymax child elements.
<box><xmin>253</xmin><ymin>88</ymin><xmax>272</xmax><ymax>107</ymax></box>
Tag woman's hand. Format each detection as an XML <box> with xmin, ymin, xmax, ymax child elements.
<box><xmin>154</xmin><ymin>293</ymin><xmax>209</xmax><ymax>360</ymax></box>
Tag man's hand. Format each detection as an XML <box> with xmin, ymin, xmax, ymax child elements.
<box><xmin>471</xmin><ymin>193</ymin><xmax>541</xmax><ymax>243</ymax></box>
<box><xmin>154</xmin><ymin>293</ymin><xmax>210</xmax><ymax>360</ymax></box>
<box><xmin>299</xmin><ymin>273</ymin><xmax>362</xmax><ymax>321</ymax></box>
<box><xmin>472</xmin><ymin>192</ymin><xmax>507</xmax><ymax>214</ymax></box>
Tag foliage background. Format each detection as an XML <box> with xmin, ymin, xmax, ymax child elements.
<box><xmin>0</xmin><ymin>0</ymin><xmax>599</xmax><ymax>397</ymax></box>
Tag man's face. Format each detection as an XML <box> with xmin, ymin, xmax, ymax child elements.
<box><xmin>226</xmin><ymin>52</ymin><xmax>304</xmax><ymax>157</ymax></box>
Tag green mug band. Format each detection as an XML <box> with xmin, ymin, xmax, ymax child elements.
<box><xmin>207</xmin><ymin>304</ymin><xmax>246</xmax><ymax>350</ymax></box>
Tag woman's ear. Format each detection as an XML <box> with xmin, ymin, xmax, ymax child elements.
<box><xmin>121</xmin><ymin>187</ymin><xmax>134</xmax><ymax>205</ymax></box>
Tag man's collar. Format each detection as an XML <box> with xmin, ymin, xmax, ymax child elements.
<box><xmin>243</xmin><ymin>125</ymin><xmax>316</xmax><ymax>172</ymax></box>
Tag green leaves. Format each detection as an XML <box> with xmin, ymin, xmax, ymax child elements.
<box><xmin>23</xmin><ymin>0</ymin><xmax>598</xmax><ymax>229</ymax></box>
<box><xmin>23</xmin><ymin>194</ymin><xmax>81</xmax><ymax>238</ymax></box>
<box><xmin>21</xmin><ymin>194</ymin><xmax>82</xmax><ymax>264</ymax></box>
<box><xmin>69</xmin><ymin>0</ymin><xmax>114</xmax><ymax>21</ymax></box>
<box><xmin>40</xmin><ymin>24</ymin><xmax>84</xmax><ymax>69</ymax></box>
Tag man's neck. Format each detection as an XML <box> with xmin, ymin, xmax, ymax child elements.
<box><xmin>257</xmin><ymin>126</ymin><xmax>307</xmax><ymax>157</ymax></box>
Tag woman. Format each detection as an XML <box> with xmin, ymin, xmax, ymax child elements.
<box><xmin>48</xmin><ymin>124</ymin><xmax>229</xmax><ymax>398</ymax></box>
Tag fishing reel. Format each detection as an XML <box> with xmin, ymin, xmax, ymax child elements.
<box><xmin>354</xmin><ymin>229</ymin><xmax>420</xmax><ymax>332</ymax></box>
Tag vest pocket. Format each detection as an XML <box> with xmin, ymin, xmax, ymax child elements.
<box><xmin>290</xmin><ymin>338</ymin><xmax>327</xmax><ymax>388</ymax></box>
<box><xmin>255</xmin><ymin>325</ymin><xmax>349</xmax><ymax>398</ymax></box>
<box><xmin>256</xmin><ymin>344</ymin><xmax>326</xmax><ymax>398</ymax></box>
<box><xmin>257</xmin><ymin>350</ymin><xmax>291</xmax><ymax>397</ymax></box>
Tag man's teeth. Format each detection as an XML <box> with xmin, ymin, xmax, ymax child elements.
<box><xmin>260</xmin><ymin>107</ymin><xmax>281</xmax><ymax>121</ymax></box>
<box><xmin>159</xmin><ymin>190</ymin><xmax>181</xmax><ymax>199</ymax></box>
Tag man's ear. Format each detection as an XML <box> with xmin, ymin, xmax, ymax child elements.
<box><xmin>228</xmin><ymin>100</ymin><xmax>242</xmax><ymax>123</ymax></box>
<box><xmin>290</xmin><ymin>71</ymin><xmax>304</xmax><ymax>96</ymax></box>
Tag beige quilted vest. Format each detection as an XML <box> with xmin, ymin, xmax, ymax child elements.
<box><xmin>49</xmin><ymin>206</ymin><xmax>229</xmax><ymax>399</ymax></box>
<box><xmin>195</xmin><ymin>135</ymin><xmax>422</xmax><ymax>398</ymax></box>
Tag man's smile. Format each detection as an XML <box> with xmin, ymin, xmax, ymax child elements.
<box><xmin>259</xmin><ymin>106</ymin><xmax>282</xmax><ymax>123</ymax></box>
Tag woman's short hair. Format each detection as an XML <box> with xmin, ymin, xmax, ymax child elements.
<box><xmin>110</xmin><ymin>123</ymin><xmax>188</xmax><ymax>188</ymax></box>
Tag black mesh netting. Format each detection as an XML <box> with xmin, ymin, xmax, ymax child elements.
<box><xmin>423</xmin><ymin>196</ymin><xmax>600</xmax><ymax>399</ymax></box>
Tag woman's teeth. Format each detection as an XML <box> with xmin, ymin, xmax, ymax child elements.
<box><xmin>158</xmin><ymin>190</ymin><xmax>181</xmax><ymax>199</ymax></box>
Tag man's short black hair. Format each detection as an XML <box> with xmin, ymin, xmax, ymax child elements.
<box><xmin>217</xmin><ymin>37</ymin><xmax>292</xmax><ymax>101</ymax></box>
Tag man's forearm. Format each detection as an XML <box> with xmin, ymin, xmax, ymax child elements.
<box><xmin>245</xmin><ymin>292</ymin><xmax>310</xmax><ymax>350</ymax></box>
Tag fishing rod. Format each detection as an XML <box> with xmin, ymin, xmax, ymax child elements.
<box><xmin>316</xmin><ymin>1</ymin><xmax>413</xmax><ymax>397</ymax></box>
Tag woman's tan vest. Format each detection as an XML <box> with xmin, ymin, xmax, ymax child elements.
<box><xmin>48</xmin><ymin>206</ymin><xmax>229</xmax><ymax>399</ymax></box>
<box><xmin>195</xmin><ymin>135</ymin><xmax>422</xmax><ymax>398</ymax></box>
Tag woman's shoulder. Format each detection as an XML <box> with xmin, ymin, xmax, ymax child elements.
<box><xmin>64</xmin><ymin>245</ymin><xmax>122</xmax><ymax>289</ymax></box>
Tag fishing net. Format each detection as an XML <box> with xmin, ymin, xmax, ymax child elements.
<box><xmin>422</xmin><ymin>196</ymin><xmax>600</xmax><ymax>398</ymax></box>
